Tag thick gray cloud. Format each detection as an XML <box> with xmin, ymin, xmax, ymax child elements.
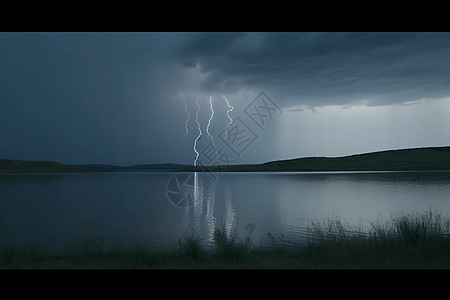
<box><xmin>1</xmin><ymin>32</ymin><xmax>449</xmax><ymax>166</ymax></box>
<box><xmin>169</xmin><ymin>32</ymin><xmax>450</xmax><ymax>107</ymax></box>
<box><xmin>0</xmin><ymin>33</ymin><xmax>194</xmax><ymax>165</ymax></box>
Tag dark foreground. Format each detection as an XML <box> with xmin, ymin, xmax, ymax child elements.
<box><xmin>2</xmin><ymin>210</ymin><xmax>450</xmax><ymax>269</ymax></box>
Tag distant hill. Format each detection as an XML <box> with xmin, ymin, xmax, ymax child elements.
<box><xmin>0</xmin><ymin>159</ymin><xmax>195</xmax><ymax>173</ymax></box>
<box><xmin>72</xmin><ymin>163</ymin><xmax>193</xmax><ymax>171</ymax></box>
<box><xmin>220</xmin><ymin>146</ymin><xmax>450</xmax><ymax>172</ymax></box>
<box><xmin>2</xmin><ymin>146</ymin><xmax>450</xmax><ymax>173</ymax></box>
<box><xmin>0</xmin><ymin>159</ymin><xmax>86</xmax><ymax>173</ymax></box>
<box><xmin>70</xmin><ymin>164</ymin><xmax>128</xmax><ymax>171</ymax></box>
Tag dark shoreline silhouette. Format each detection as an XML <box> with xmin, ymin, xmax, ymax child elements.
<box><xmin>1</xmin><ymin>146</ymin><xmax>450</xmax><ymax>173</ymax></box>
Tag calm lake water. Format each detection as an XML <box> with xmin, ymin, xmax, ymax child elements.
<box><xmin>1</xmin><ymin>171</ymin><xmax>450</xmax><ymax>253</ymax></box>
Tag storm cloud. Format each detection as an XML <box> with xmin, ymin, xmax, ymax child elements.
<box><xmin>1</xmin><ymin>32</ymin><xmax>449</xmax><ymax>166</ymax></box>
<box><xmin>169</xmin><ymin>32</ymin><xmax>450</xmax><ymax>108</ymax></box>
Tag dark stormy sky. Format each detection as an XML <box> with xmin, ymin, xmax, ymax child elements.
<box><xmin>1</xmin><ymin>32</ymin><xmax>450</xmax><ymax>166</ymax></box>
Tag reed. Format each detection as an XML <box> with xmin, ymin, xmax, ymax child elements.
<box><xmin>2</xmin><ymin>209</ymin><xmax>450</xmax><ymax>268</ymax></box>
<box><xmin>303</xmin><ymin>209</ymin><xmax>450</xmax><ymax>268</ymax></box>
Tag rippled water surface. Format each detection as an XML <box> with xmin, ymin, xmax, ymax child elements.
<box><xmin>1</xmin><ymin>171</ymin><xmax>450</xmax><ymax>253</ymax></box>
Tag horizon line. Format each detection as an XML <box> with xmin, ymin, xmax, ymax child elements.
<box><xmin>2</xmin><ymin>145</ymin><xmax>449</xmax><ymax>167</ymax></box>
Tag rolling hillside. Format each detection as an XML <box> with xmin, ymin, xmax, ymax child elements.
<box><xmin>222</xmin><ymin>146</ymin><xmax>450</xmax><ymax>172</ymax></box>
<box><xmin>0</xmin><ymin>159</ymin><xmax>86</xmax><ymax>173</ymax></box>
<box><xmin>2</xmin><ymin>146</ymin><xmax>450</xmax><ymax>173</ymax></box>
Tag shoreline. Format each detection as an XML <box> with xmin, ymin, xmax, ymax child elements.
<box><xmin>2</xmin><ymin>146</ymin><xmax>450</xmax><ymax>173</ymax></box>
<box><xmin>2</xmin><ymin>168</ymin><xmax>450</xmax><ymax>174</ymax></box>
<box><xmin>2</xmin><ymin>169</ymin><xmax>450</xmax><ymax>175</ymax></box>
<box><xmin>2</xmin><ymin>209</ymin><xmax>449</xmax><ymax>269</ymax></box>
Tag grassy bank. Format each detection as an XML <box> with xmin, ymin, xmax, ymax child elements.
<box><xmin>2</xmin><ymin>210</ymin><xmax>450</xmax><ymax>268</ymax></box>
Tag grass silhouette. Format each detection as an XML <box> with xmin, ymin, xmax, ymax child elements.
<box><xmin>2</xmin><ymin>209</ymin><xmax>450</xmax><ymax>268</ymax></box>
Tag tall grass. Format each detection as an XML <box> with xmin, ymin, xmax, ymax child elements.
<box><xmin>0</xmin><ymin>244</ymin><xmax>42</xmax><ymax>268</ymax></box>
<box><xmin>212</xmin><ymin>223</ymin><xmax>255</xmax><ymax>262</ymax></box>
<box><xmin>176</xmin><ymin>229</ymin><xmax>206</xmax><ymax>261</ymax></box>
<box><xmin>2</xmin><ymin>209</ymin><xmax>450</xmax><ymax>268</ymax></box>
<box><xmin>304</xmin><ymin>209</ymin><xmax>450</xmax><ymax>268</ymax></box>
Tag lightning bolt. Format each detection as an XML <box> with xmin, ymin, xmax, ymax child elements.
<box><xmin>193</xmin><ymin>97</ymin><xmax>202</xmax><ymax>167</ymax></box>
<box><xmin>206</xmin><ymin>96</ymin><xmax>218</xmax><ymax>153</ymax></box>
<box><xmin>223</xmin><ymin>95</ymin><xmax>234</xmax><ymax>137</ymax></box>
<box><xmin>181</xmin><ymin>95</ymin><xmax>190</xmax><ymax>141</ymax></box>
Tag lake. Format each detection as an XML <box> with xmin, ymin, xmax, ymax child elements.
<box><xmin>1</xmin><ymin>171</ymin><xmax>450</xmax><ymax>254</ymax></box>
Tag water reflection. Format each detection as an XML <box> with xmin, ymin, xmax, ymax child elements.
<box><xmin>205</xmin><ymin>179</ymin><xmax>216</xmax><ymax>244</ymax></box>
<box><xmin>0</xmin><ymin>173</ymin><xmax>68</xmax><ymax>184</ymax></box>
<box><xmin>193</xmin><ymin>172</ymin><xmax>203</xmax><ymax>232</ymax></box>
<box><xmin>269</xmin><ymin>171</ymin><xmax>450</xmax><ymax>186</ymax></box>
<box><xmin>224</xmin><ymin>184</ymin><xmax>236</xmax><ymax>239</ymax></box>
<box><xmin>180</xmin><ymin>173</ymin><xmax>237</xmax><ymax>248</ymax></box>
<box><xmin>3</xmin><ymin>171</ymin><xmax>450</xmax><ymax>253</ymax></box>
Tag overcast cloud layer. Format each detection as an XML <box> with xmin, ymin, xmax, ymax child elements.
<box><xmin>170</xmin><ymin>32</ymin><xmax>450</xmax><ymax>107</ymax></box>
<box><xmin>1</xmin><ymin>32</ymin><xmax>449</xmax><ymax>166</ymax></box>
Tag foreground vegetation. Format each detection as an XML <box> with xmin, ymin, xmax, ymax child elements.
<box><xmin>2</xmin><ymin>209</ymin><xmax>450</xmax><ymax>268</ymax></box>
